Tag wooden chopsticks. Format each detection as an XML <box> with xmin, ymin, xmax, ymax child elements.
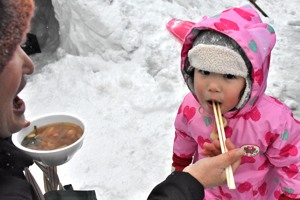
<box><xmin>212</xmin><ymin>101</ymin><xmax>236</xmax><ymax>189</ymax></box>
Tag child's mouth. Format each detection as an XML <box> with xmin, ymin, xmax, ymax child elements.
<box><xmin>207</xmin><ymin>100</ymin><xmax>221</xmax><ymax>106</ymax></box>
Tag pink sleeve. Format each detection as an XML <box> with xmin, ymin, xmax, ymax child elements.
<box><xmin>266</xmin><ymin>106</ymin><xmax>300</xmax><ymax>198</ymax></box>
<box><xmin>172</xmin><ymin>94</ymin><xmax>198</xmax><ymax>166</ymax></box>
<box><xmin>173</xmin><ymin>129</ymin><xmax>197</xmax><ymax>158</ymax></box>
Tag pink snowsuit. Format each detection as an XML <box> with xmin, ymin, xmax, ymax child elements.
<box><xmin>172</xmin><ymin>4</ymin><xmax>300</xmax><ymax>199</ymax></box>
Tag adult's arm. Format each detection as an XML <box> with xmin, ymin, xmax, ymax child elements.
<box><xmin>147</xmin><ymin>139</ymin><xmax>243</xmax><ymax>200</ymax></box>
<box><xmin>147</xmin><ymin>171</ymin><xmax>204</xmax><ymax>200</ymax></box>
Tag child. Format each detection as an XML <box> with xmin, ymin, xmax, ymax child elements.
<box><xmin>171</xmin><ymin>4</ymin><xmax>300</xmax><ymax>200</ymax></box>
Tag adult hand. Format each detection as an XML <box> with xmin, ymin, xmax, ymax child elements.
<box><xmin>183</xmin><ymin>139</ymin><xmax>243</xmax><ymax>188</ymax></box>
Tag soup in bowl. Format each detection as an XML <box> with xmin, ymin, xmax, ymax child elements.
<box><xmin>12</xmin><ymin>113</ymin><xmax>85</xmax><ymax>166</ymax></box>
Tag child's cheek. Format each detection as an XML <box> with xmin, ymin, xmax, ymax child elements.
<box><xmin>227</xmin><ymin>91</ymin><xmax>240</xmax><ymax>108</ymax></box>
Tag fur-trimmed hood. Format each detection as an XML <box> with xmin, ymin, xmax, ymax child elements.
<box><xmin>180</xmin><ymin>4</ymin><xmax>276</xmax><ymax>117</ymax></box>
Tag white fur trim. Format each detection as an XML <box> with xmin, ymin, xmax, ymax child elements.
<box><xmin>236</xmin><ymin>77</ymin><xmax>251</xmax><ymax>109</ymax></box>
<box><xmin>188</xmin><ymin>44</ymin><xmax>248</xmax><ymax>78</ymax></box>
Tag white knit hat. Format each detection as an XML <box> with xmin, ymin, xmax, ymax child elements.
<box><xmin>188</xmin><ymin>37</ymin><xmax>251</xmax><ymax>109</ymax></box>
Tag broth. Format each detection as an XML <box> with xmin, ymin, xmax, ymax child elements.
<box><xmin>22</xmin><ymin>122</ymin><xmax>83</xmax><ymax>150</ymax></box>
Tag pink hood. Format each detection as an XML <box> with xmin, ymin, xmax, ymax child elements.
<box><xmin>180</xmin><ymin>4</ymin><xmax>276</xmax><ymax>117</ymax></box>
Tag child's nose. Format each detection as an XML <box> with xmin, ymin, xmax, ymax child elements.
<box><xmin>208</xmin><ymin>80</ymin><xmax>221</xmax><ymax>93</ymax></box>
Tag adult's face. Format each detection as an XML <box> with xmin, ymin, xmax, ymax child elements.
<box><xmin>0</xmin><ymin>46</ymin><xmax>34</xmax><ymax>138</ymax></box>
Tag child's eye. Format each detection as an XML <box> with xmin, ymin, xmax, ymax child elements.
<box><xmin>199</xmin><ymin>70</ymin><xmax>210</xmax><ymax>75</ymax></box>
<box><xmin>224</xmin><ymin>74</ymin><xmax>236</xmax><ymax>79</ymax></box>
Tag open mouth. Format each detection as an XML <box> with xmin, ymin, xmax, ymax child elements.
<box><xmin>13</xmin><ymin>96</ymin><xmax>25</xmax><ymax>112</ymax></box>
<box><xmin>207</xmin><ymin>100</ymin><xmax>221</xmax><ymax>106</ymax></box>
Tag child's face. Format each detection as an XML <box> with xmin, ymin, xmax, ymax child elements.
<box><xmin>193</xmin><ymin>69</ymin><xmax>245</xmax><ymax>115</ymax></box>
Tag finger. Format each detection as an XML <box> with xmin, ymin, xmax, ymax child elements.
<box><xmin>230</xmin><ymin>148</ymin><xmax>244</xmax><ymax>172</ymax></box>
<box><xmin>224</xmin><ymin>139</ymin><xmax>244</xmax><ymax>173</ymax></box>
<box><xmin>201</xmin><ymin>149</ymin><xmax>215</xmax><ymax>157</ymax></box>
<box><xmin>201</xmin><ymin>149</ymin><xmax>219</xmax><ymax>157</ymax></box>
<box><xmin>225</xmin><ymin>138</ymin><xmax>236</xmax><ymax>150</ymax></box>
<box><xmin>214</xmin><ymin>148</ymin><xmax>244</xmax><ymax>169</ymax></box>
<box><xmin>204</xmin><ymin>141</ymin><xmax>221</xmax><ymax>151</ymax></box>
<box><xmin>231</xmin><ymin>155</ymin><xmax>242</xmax><ymax>173</ymax></box>
<box><xmin>203</xmin><ymin>142</ymin><xmax>221</xmax><ymax>156</ymax></box>
<box><xmin>24</xmin><ymin>120</ymin><xmax>30</xmax><ymax>127</ymax></box>
<box><xmin>212</xmin><ymin>139</ymin><xmax>221</xmax><ymax>149</ymax></box>
<box><xmin>201</xmin><ymin>149</ymin><xmax>210</xmax><ymax>156</ymax></box>
<box><xmin>211</xmin><ymin>140</ymin><xmax>221</xmax><ymax>155</ymax></box>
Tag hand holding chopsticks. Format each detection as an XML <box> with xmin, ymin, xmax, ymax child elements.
<box><xmin>212</xmin><ymin>101</ymin><xmax>236</xmax><ymax>189</ymax></box>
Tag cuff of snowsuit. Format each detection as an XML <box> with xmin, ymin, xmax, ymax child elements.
<box><xmin>172</xmin><ymin>153</ymin><xmax>193</xmax><ymax>171</ymax></box>
<box><xmin>279</xmin><ymin>193</ymin><xmax>300</xmax><ymax>200</ymax></box>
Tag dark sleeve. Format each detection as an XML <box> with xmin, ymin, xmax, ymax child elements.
<box><xmin>0</xmin><ymin>173</ymin><xmax>37</xmax><ymax>200</ymax></box>
<box><xmin>147</xmin><ymin>171</ymin><xmax>204</xmax><ymax>200</ymax></box>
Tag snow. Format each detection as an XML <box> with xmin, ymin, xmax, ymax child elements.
<box><xmin>22</xmin><ymin>0</ymin><xmax>300</xmax><ymax>199</ymax></box>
